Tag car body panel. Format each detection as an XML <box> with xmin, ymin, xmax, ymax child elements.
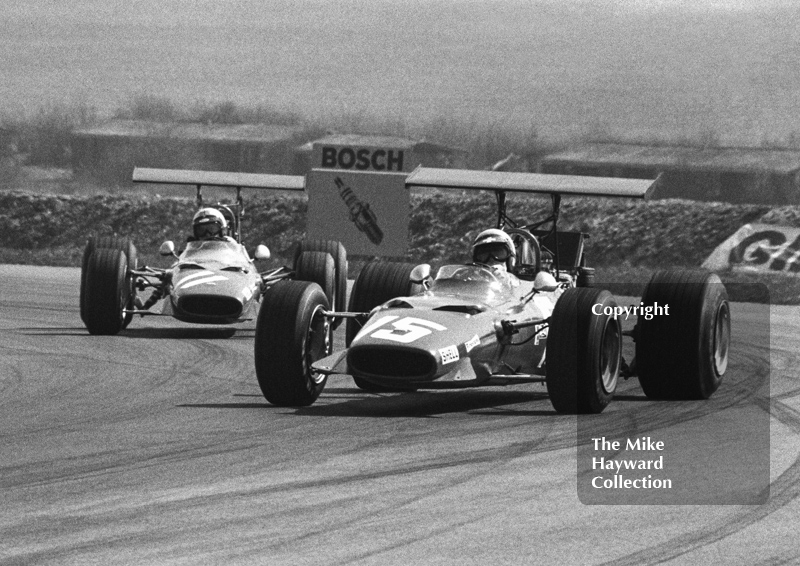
<box><xmin>161</xmin><ymin>240</ymin><xmax>263</xmax><ymax>324</ymax></box>
<box><xmin>317</xmin><ymin>264</ymin><xmax>561</xmax><ymax>388</ymax></box>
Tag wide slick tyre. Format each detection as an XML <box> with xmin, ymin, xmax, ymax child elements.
<box><xmin>83</xmin><ymin>248</ymin><xmax>131</xmax><ymax>336</ymax></box>
<box><xmin>293</xmin><ymin>239</ymin><xmax>347</xmax><ymax>329</ymax></box>
<box><xmin>294</xmin><ymin>251</ymin><xmax>336</xmax><ymax>310</ymax></box>
<box><xmin>345</xmin><ymin>261</ymin><xmax>421</xmax><ymax>346</ymax></box>
<box><xmin>80</xmin><ymin>235</ymin><xmax>138</xmax><ymax>328</ymax></box>
<box><xmin>346</xmin><ymin>261</ymin><xmax>422</xmax><ymax>391</ymax></box>
<box><xmin>254</xmin><ymin>281</ymin><xmax>331</xmax><ymax>406</ymax></box>
<box><xmin>636</xmin><ymin>270</ymin><xmax>730</xmax><ymax>400</ymax></box>
<box><xmin>546</xmin><ymin>287</ymin><xmax>622</xmax><ymax>414</ymax></box>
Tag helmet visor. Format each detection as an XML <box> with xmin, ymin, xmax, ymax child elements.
<box><xmin>474</xmin><ymin>243</ymin><xmax>511</xmax><ymax>264</ymax></box>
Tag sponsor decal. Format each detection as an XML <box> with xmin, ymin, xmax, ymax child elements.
<box><xmin>464</xmin><ymin>335</ymin><xmax>480</xmax><ymax>352</ymax></box>
<box><xmin>439</xmin><ymin>345</ymin><xmax>460</xmax><ymax>365</ymax></box>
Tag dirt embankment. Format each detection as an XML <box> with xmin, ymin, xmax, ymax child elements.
<box><xmin>2</xmin><ymin>190</ymin><xmax>799</xmax><ymax>302</ymax></box>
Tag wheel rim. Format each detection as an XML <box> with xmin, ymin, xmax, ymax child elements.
<box><xmin>599</xmin><ymin>318</ymin><xmax>621</xmax><ymax>394</ymax></box>
<box><xmin>304</xmin><ymin>305</ymin><xmax>331</xmax><ymax>385</ymax></box>
<box><xmin>713</xmin><ymin>301</ymin><xmax>730</xmax><ymax>376</ymax></box>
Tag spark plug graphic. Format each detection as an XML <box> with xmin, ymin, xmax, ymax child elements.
<box><xmin>335</xmin><ymin>176</ymin><xmax>384</xmax><ymax>245</ymax></box>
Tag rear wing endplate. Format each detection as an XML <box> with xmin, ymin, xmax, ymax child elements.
<box><xmin>405</xmin><ymin>167</ymin><xmax>656</xmax><ymax>199</ymax></box>
<box><xmin>132</xmin><ymin>167</ymin><xmax>305</xmax><ymax>191</ymax></box>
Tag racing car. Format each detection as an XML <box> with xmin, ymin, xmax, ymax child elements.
<box><xmin>79</xmin><ymin>168</ymin><xmax>347</xmax><ymax>336</ymax></box>
<box><xmin>252</xmin><ymin>167</ymin><xmax>730</xmax><ymax>414</ymax></box>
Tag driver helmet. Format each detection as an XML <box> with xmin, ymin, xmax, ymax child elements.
<box><xmin>472</xmin><ymin>228</ymin><xmax>516</xmax><ymax>271</ymax></box>
<box><xmin>192</xmin><ymin>207</ymin><xmax>228</xmax><ymax>240</ymax></box>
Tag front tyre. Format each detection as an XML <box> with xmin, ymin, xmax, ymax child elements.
<box><xmin>80</xmin><ymin>236</ymin><xmax>138</xmax><ymax>328</ymax></box>
<box><xmin>546</xmin><ymin>288</ymin><xmax>622</xmax><ymax>414</ymax></box>
<box><xmin>83</xmin><ymin>248</ymin><xmax>131</xmax><ymax>336</ymax></box>
<box><xmin>254</xmin><ymin>281</ymin><xmax>331</xmax><ymax>406</ymax></box>
<box><xmin>636</xmin><ymin>270</ymin><xmax>730</xmax><ymax>400</ymax></box>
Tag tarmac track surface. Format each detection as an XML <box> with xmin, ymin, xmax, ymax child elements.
<box><xmin>1</xmin><ymin>265</ymin><xmax>798</xmax><ymax>565</ymax></box>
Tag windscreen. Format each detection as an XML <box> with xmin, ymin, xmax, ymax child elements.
<box><xmin>428</xmin><ymin>265</ymin><xmax>514</xmax><ymax>306</ymax></box>
<box><xmin>180</xmin><ymin>240</ymin><xmax>249</xmax><ymax>268</ymax></box>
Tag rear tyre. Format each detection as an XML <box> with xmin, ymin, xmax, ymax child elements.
<box><xmin>295</xmin><ymin>251</ymin><xmax>336</xmax><ymax>311</ymax></box>
<box><xmin>80</xmin><ymin>236</ymin><xmax>138</xmax><ymax>328</ymax></box>
<box><xmin>546</xmin><ymin>287</ymin><xmax>622</xmax><ymax>414</ymax></box>
<box><xmin>636</xmin><ymin>270</ymin><xmax>730</xmax><ymax>400</ymax></box>
<box><xmin>83</xmin><ymin>248</ymin><xmax>131</xmax><ymax>336</ymax></box>
<box><xmin>254</xmin><ymin>281</ymin><xmax>331</xmax><ymax>406</ymax></box>
<box><xmin>293</xmin><ymin>239</ymin><xmax>347</xmax><ymax>329</ymax></box>
<box><xmin>346</xmin><ymin>261</ymin><xmax>421</xmax><ymax>391</ymax></box>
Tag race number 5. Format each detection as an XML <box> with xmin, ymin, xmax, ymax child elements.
<box><xmin>371</xmin><ymin>316</ymin><xmax>446</xmax><ymax>344</ymax></box>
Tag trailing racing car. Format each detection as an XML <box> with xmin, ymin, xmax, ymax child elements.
<box><xmin>252</xmin><ymin>167</ymin><xmax>730</xmax><ymax>413</ymax></box>
<box><xmin>79</xmin><ymin>168</ymin><xmax>347</xmax><ymax>336</ymax></box>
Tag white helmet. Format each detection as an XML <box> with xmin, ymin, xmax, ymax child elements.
<box><xmin>472</xmin><ymin>228</ymin><xmax>516</xmax><ymax>271</ymax></box>
<box><xmin>192</xmin><ymin>208</ymin><xmax>228</xmax><ymax>240</ymax></box>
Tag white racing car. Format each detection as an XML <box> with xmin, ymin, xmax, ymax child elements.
<box><xmin>79</xmin><ymin>168</ymin><xmax>346</xmax><ymax>336</ymax></box>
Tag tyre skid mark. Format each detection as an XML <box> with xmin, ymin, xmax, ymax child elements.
<box><xmin>601</xmin><ymin>349</ymin><xmax>797</xmax><ymax>566</ymax></box>
<box><xmin>601</xmin><ymin>430</ymin><xmax>800</xmax><ymax>566</ymax></box>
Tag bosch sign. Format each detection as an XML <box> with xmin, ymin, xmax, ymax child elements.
<box><xmin>320</xmin><ymin>146</ymin><xmax>405</xmax><ymax>172</ymax></box>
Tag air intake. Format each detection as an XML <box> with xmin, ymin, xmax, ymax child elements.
<box><xmin>348</xmin><ymin>347</ymin><xmax>436</xmax><ymax>380</ymax></box>
<box><xmin>178</xmin><ymin>295</ymin><xmax>242</xmax><ymax>318</ymax></box>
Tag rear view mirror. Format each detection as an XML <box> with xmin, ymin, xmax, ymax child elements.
<box><xmin>253</xmin><ymin>244</ymin><xmax>271</xmax><ymax>261</ymax></box>
<box><xmin>159</xmin><ymin>240</ymin><xmax>176</xmax><ymax>257</ymax></box>
<box><xmin>533</xmin><ymin>271</ymin><xmax>558</xmax><ymax>292</ymax></box>
<box><xmin>410</xmin><ymin>263</ymin><xmax>432</xmax><ymax>289</ymax></box>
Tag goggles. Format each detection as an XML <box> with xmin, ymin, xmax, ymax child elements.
<box><xmin>474</xmin><ymin>243</ymin><xmax>512</xmax><ymax>264</ymax></box>
<box><xmin>194</xmin><ymin>223</ymin><xmax>222</xmax><ymax>238</ymax></box>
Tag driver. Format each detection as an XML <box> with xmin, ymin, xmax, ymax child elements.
<box><xmin>190</xmin><ymin>208</ymin><xmax>232</xmax><ymax>241</ymax></box>
<box><xmin>471</xmin><ymin>228</ymin><xmax>516</xmax><ymax>272</ymax></box>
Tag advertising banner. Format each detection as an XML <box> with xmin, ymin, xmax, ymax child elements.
<box><xmin>702</xmin><ymin>223</ymin><xmax>800</xmax><ymax>274</ymax></box>
<box><xmin>306</xmin><ymin>168</ymin><xmax>409</xmax><ymax>257</ymax></box>
<box><xmin>313</xmin><ymin>142</ymin><xmax>410</xmax><ymax>173</ymax></box>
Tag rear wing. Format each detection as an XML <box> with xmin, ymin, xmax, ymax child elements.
<box><xmin>405</xmin><ymin>166</ymin><xmax>659</xmax><ymax>277</ymax></box>
<box><xmin>405</xmin><ymin>167</ymin><xmax>656</xmax><ymax>199</ymax></box>
<box><xmin>132</xmin><ymin>167</ymin><xmax>305</xmax><ymax>192</ymax></box>
<box><xmin>132</xmin><ymin>167</ymin><xmax>305</xmax><ymax>243</ymax></box>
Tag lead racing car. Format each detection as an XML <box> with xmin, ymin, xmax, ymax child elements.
<box><xmin>80</xmin><ymin>168</ymin><xmax>347</xmax><ymax>336</ymax></box>
<box><xmin>253</xmin><ymin>167</ymin><xmax>730</xmax><ymax>413</ymax></box>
